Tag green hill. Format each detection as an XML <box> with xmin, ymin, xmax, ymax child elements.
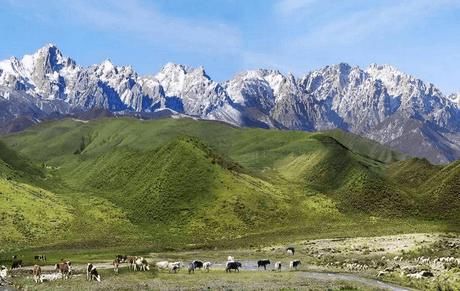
<box><xmin>1</xmin><ymin>117</ymin><xmax>458</xmax><ymax>249</ymax></box>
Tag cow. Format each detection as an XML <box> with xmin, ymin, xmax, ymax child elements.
<box><xmin>86</xmin><ymin>263</ymin><xmax>101</xmax><ymax>282</ymax></box>
<box><xmin>226</xmin><ymin>256</ymin><xmax>236</xmax><ymax>269</ymax></box>
<box><xmin>286</xmin><ymin>247</ymin><xmax>295</xmax><ymax>255</ymax></box>
<box><xmin>226</xmin><ymin>261</ymin><xmax>242</xmax><ymax>272</ymax></box>
<box><xmin>168</xmin><ymin>262</ymin><xmax>182</xmax><ymax>273</ymax></box>
<box><xmin>116</xmin><ymin>255</ymin><xmax>127</xmax><ymax>263</ymax></box>
<box><xmin>156</xmin><ymin>261</ymin><xmax>169</xmax><ymax>271</ymax></box>
<box><xmin>188</xmin><ymin>263</ymin><xmax>195</xmax><ymax>274</ymax></box>
<box><xmin>192</xmin><ymin>260</ymin><xmax>204</xmax><ymax>270</ymax></box>
<box><xmin>203</xmin><ymin>262</ymin><xmax>212</xmax><ymax>272</ymax></box>
<box><xmin>127</xmin><ymin>256</ymin><xmax>137</xmax><ymax>271</ymax></box>
<box><xmin>135</xmin><ymin>257</ymin><xmax>150</xmax><ymax>271</ymax></box>
<box><xmin>274</xmin><ymin>261</ymin><xmax>282</xmax><ymax>272</ymax></box>
<box><xmin>11</xmin><ymin>259</ymin><xmax>22</xmax><ymax>269</ymax></box>
<box><xmin>112</xmin><ymin>259</ymin><xmax>119</xmax><ymax>273</ymax></box>
<box><xmin>32</xmin><ymin>265</ymin><xmax>43</xmax><ymax>283</ymax></box>
<box><xmin>0</xmin><ymin>265</ymin><xmax>8</xmax><ymax>284</ymax></box>
<box><xmin>290</xmin><ymin>260</ymin><xmax>301</xmax><ymax>270</ymax></box>
<box><xmin>257</xmin><ymin>259</ymin><xmax>271</xmax><ymax>270</ymax></box>
<box><xmin>34</xmin><ymin>255</ymin><xmax>47</xmax><ymax>262</ymax></box>
<box><xmin>55</xmin><ymin>261</ymin><xmax>71</xmax><ymax>280</ymax></box>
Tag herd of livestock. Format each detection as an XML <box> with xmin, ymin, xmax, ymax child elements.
<box><xmin>0</xmin><ymin>247</ymin><xmax>301</xmax><ymax>285</ymax></box>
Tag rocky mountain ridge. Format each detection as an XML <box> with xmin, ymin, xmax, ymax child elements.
<box><xmin>1</xmin><ymin>44</ymin><xmax>459</xmax><ymax>164</ymax></box>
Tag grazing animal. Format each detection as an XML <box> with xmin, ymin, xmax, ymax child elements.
<box><xmin>188</xmin><ymin>263</ymin><xmax>195</xmax><ymax>274</ymax></box>
<box><xmin>11</xmin><ymin>259</ymin><xmax>22</xmax><ymax>269</ymax></box>
<box><xmin>55</xmin><ymin>262</ymin><xmax>71</xmax><ymax>280</ymax></box>
<box><xmin>274</xmin><ymin>261</ymin><xmax>282</xmax><ymax>271</ymax></box>
<box><xmin>87</xmin><ymin>263</ymin><xmax>101</xmax><ymax>282</ymax></box>
<box><xmin>33</xmin><ymin>265</ymin><xmax>43</xmax><ymax>283</ymax></box>
<box><xmin>0</xmin><ymin>265</ymin><xmax>7</xmax><ymax>277</ymax></box>
<box><xmin>168</xmin><ymin>262</ymin><xmax>182</xmax><ymax>273</ymax></box>
<box><xmin>203</xmin><ymin>262</ymin><xmax>212</xmax><ymax>272</ymax></box>
<box><xmin>192</xmin><ymin>260</ymin><xmax>204</xmax><ymax>270</ymax></box>
<box><xmin>34</xmin><ymin>255</ymin><xmax>47</xmax><ymax>262</ymax></box>
<box><xmin>170</xmin><ymin>265</ymin><xmax>180</xmax><ymax>273</ymax></box>
<box><xmin>286</xmin><ymin>247</ymin><xmax>295</xmax><ymax>255</ymax></box>
<box><xmin>116</xmin><ymin>255</ymin><xmax>127</xmax><ymax>263</ymax></box>
<box><xmin>135</xmin><ymin>257</ymin><xmax>150</xmax><ymax>271</ymax></box>
<box><xmin>112</xmin><ymin>259</ymin><xmax>119</xmax><ymax>273</ymax></box>
<box><xmin>226</xmin><ymin>256</ymin><xmax>236</xmax><ymax>269</ymax></box>
<box><xmin>127</xmin><ymin>256</ymin><xmax>137</xmax><ymax>271</ymax></box>
<box><xmin>156</xmin><ymin>261</ymin><xmax>170</xmax><ymax>271</ymax></box>
<box><xmin>226</xmin><ymin>261</ymin><xmax>242</xmax><ymax>272</ymax></box>
<box><xmin>0</xmin><ymin>265</ymin><xmax>9</xmax><ymax>285</ymax></box>
<box><xmin>257</xmin><ymin>259</ymin><xmax>271</xmax><ymax>270</ymax></box>
<box><xmin>406</xmin><ymin>271</ymin><xmax>434</xmax><ymax>279</ymax></box>
<box><xmin>290</xmin><ymin>260</ymin><xmax>301</xmax><ymax>270</ymax></box>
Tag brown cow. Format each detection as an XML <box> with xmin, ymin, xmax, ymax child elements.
<box><xmin>55</xmin><ymin>261</ymin><xmax>71</xmax><ymax>280</ymax></box>
<box><xmin>127</xmin><ymin>256</ymin><xmax>137</xmax><ymax>271</ymax></box>
<box><xmin>112</xmin><ymin>259</ymin><xmax>119</xmax><ymax>274</ymax></box>
<box><xmin>32</xmin><ymin>265</ymin><xmax>42</xmax><ymax>283</ymax></box>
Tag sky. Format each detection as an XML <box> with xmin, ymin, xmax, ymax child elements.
<box><xmin>0</xmin><ymin>0</ymin><xmax>459</xmax><ymax>93</ymax></box>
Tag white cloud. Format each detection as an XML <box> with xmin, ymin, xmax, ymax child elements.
<box><xmin>4</xmin><ymin>0</ymin><xmax>242</xmax><ymax>55</ymax></box>
<box><xmin>288</xmin><ymin>0</ymin><xmax>460</xmax><ymax>47</ymax></box>
<box><xmin>70</xmin><ymin>0</ymin><xmax>241</xmax><ymax>54</ymax></box>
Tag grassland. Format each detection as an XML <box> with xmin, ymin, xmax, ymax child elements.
<box><xmin>10</xmin><ymin>267</ymin><xmax>381</xmax><ymax>291</ymax></box>
<box><xmin>0</xmin><ymin>117</ymin><xmax>459</xmax><ymax>252</ymax></box>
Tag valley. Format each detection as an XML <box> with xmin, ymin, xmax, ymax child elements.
<box><xmin>0</xmin><ymin>117</ymin><xmax>459</xmax><ymax>290</ymax></box>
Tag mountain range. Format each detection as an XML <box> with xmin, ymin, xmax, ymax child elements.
<box><xmin>1</xmin><ymin>44</ymin><xmax>460</xmax><ymax>164</ymax></box>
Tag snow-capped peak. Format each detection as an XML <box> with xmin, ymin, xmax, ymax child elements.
<box><xmin>2</xmin><ymin>43</ymin><xmax>460</xmax><ymax>164</ymax></box>
<box><xmin>449</xmin><ymin>92</ymin><xmax>460</xmax><ymax>106</ymax></box>
<box><xmin>366</xmin><ymin>63</ymin><xmax>408</xmax><ymax>85</ymax></box>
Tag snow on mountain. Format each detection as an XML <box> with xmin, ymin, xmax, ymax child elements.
<box><xmin>449</xmin><ymin>93</ymin><xmax>460</xmax><ymax>106</ymax></box>
<box><xmin>155</xmin><ymin>63</ymin><xmax>241</xmax><ymax>124</ymax></box>
<box><xmin>1</xmin><ymin>44</ymin><xmax>460</xmax><ymax>163</ymax></box>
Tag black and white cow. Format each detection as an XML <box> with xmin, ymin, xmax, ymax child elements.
<box><xmin>86</xmin><ymin>263</ymin><xmax>101</xmax><ymax>282</ymax></box>
<box><xmin>203</xmin><ymin>262</ymin><xmax>212</xmax><ymax>272</ymax></box>
<box><xmin>192</xmin><ymin>260</ymin><xmax>203</xmax><ymax>270</ymax></box>
<box><xmin>289</xmin><ymin>260</ymin><xmax>301</xmax><ymax>270</ymax></box>
<box><xmin>134</xmin><ymin>257</ymin><xmax>150</xmax><ymax>271</ymax></box>
<box><xmin>0</xmin><ymin>265</ymin><xmax>9</xmax><ymax>285</ymax></box>
<box><xmin>274</xmin><ymin>261</ymin><xmax>282</xmax><ymax>271</ymax></box>
<box><xmin>225</xmin><ymin>261</ymin><xmax>242</xmax><ymax>272</ymax></box>
<box><xmin>116</xmin><ymin>255</ymin><xmax>127</xmax><ymax>263</ymax></box>
<box><xmin>11</xmin><ymin>259</ymin><xmax>22</xmax><ymax>269</ymax></box>
<box><xmin>286</xmin><ymin>247</ymin><xmax>295</xmax><ymax>255</ymax></box>
<box><xmin>34</xmin><ymin>255</ymin><xmax>47</xmax><ymax>262</ymax></box>
<box><xmin>257</xmin><ymin>259</ymin><xmax>271</xmax><ymax>270</ymax></box>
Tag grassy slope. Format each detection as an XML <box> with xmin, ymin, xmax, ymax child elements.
<box><xmin>1</xmin><ymin>117</ymin><xmax>458</xmax><ymax>250</ymax></box>
<box><xmin>0</xmin><ymin>139</ymin><xmax>138</xmax><ymax>250</ymax></box>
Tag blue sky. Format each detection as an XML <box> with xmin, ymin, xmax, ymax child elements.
<box><xmin>0</xmin><ymin>0</ymin><xmax>459</xmax><ymax>93</ymax></box>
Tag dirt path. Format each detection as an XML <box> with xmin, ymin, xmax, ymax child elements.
<box><xmin>298</xmin><ymin>272</ymin><xmax>411</xmax><ymax>291</ymax></box>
